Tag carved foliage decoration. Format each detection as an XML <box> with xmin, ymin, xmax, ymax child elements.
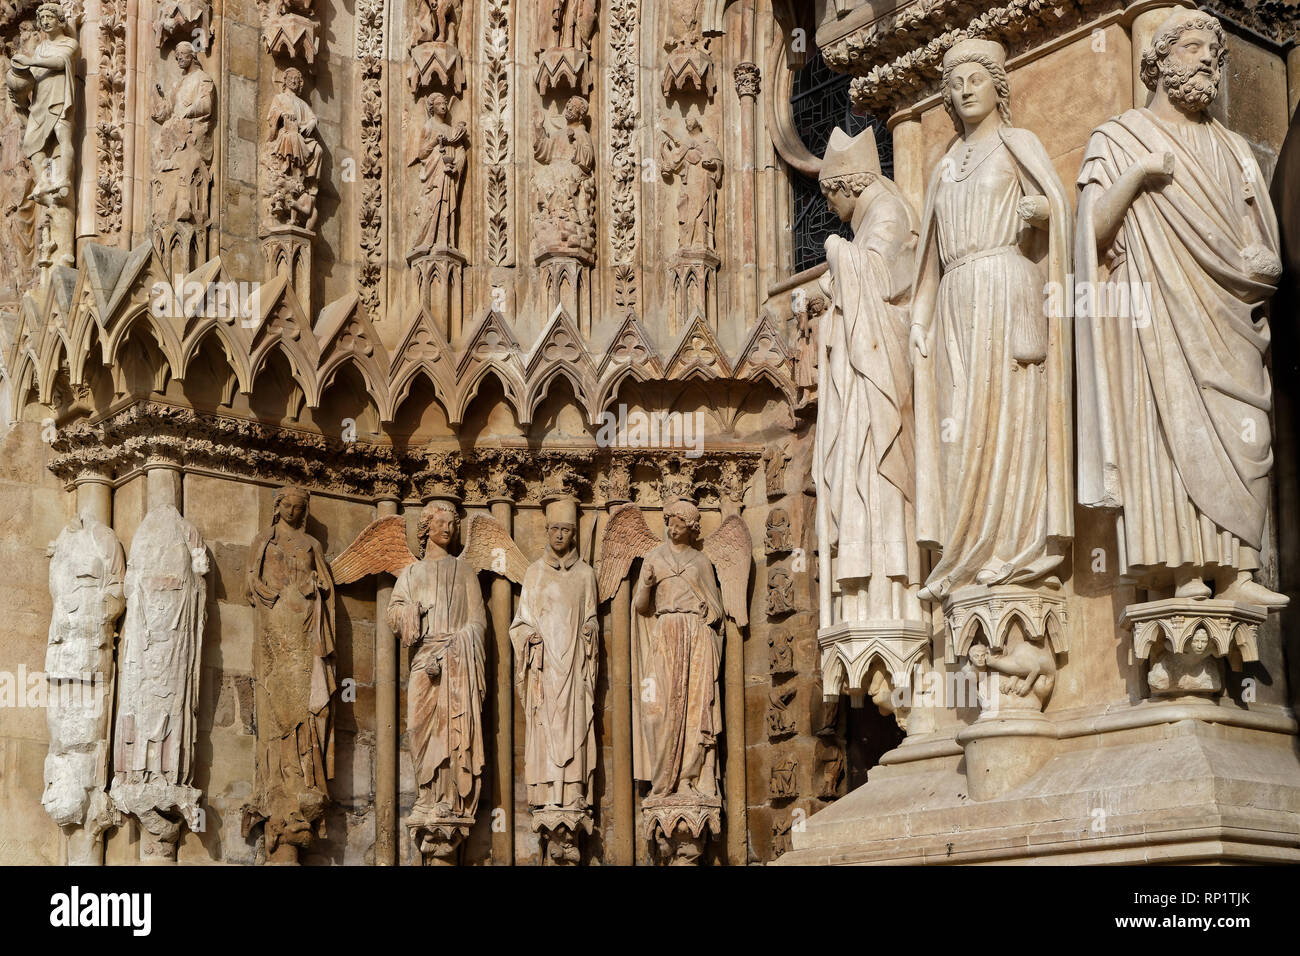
<box><xmin>482</xmin><ymin>0</ymin><xmax>511</xmax><ymax>265</ymax></box>
<box><xmin>357</xmin><ymin>0</ymin><xmax>385</xmax><ymax>315</ymax></box>
<box><xmin>97</xmin><ymin>0</ymin><xmax>127</xmax><ymax>233</ymax></box>
<box><xmin>607</xmin><ymin>0</ymin><xmax>638</xmax><ymax>291</ymax></box>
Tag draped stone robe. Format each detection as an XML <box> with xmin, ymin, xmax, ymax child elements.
<box><xmin>14</xmin><ymin>32</ymin><xmax>78</xmax><ymax>164</ymax></box>
<box><xmin>246</xmin><ymin>523</ymin><xmax>336</xmax><ymax>844</ymax></box>
<box><xmin>1076</xmin><ymin>109</ymin><xmax>1281</xmax><ymax>577</ymax></box>
<box><xmin>912</xmin><ymin>127</ymin><xmax>1074</xmax><ymax>597</ymax></box>
<box><xmin>815</xmin><ymin>176</ymin><xmax>919</xmax><ymax>621</ymax></box>
<box><xmin>388</xmin><ymin>555</ymin><xmax>487</xmax><ymax>817</ymax></box>
<box><xmin>509</xmin><ymin>547</ymin><xmax>599</xmax><ymax>809</ymax></box>
<box><xmin>631</xmin><ymin>541</ymin><xmax>726</xmax><ymax>798</ymax></box>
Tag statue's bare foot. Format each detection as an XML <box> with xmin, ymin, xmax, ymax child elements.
<box><xmin>1219</xmin><ymin>576</ymin><xmax>1289</xmax><ymax>609</ymax></box>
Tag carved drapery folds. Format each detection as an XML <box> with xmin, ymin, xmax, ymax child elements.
<box><xmin>109</xmin><ymin>502</ymin><xmax>208</xmax><ymax>861</ymax></box>
<box><xmin>43</xmin><ymin>513</ymin><xmax>125</xmax><ymax>863</ymax></box>
<box><xmin>4</xmin><ymin>2</ymin><xmax>79</xmax><ymax>284</ymax></box>
<box><xmin>242</xmin><ymin>486</ymin><xmax>337</xmax><ymax>862</ymax></box>
<box><xmin>151</xmin><ymin>39</ymin><xmax>216</xmax><ymax>276</ymax></box>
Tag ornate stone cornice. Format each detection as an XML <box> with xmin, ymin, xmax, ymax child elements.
<box><xmin>824</xmin><ymin>0</ymin><xmax>1299</xmax><ymax>117</ymax></box>
<box><xmin>47</xmin><ymin>402</ymin><xmax>762</xmax><ymax>507</ymax></box>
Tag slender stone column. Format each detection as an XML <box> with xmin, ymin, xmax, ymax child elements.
<box><xmin>889</xmin><ymin>114</ymin><xmax>924</xmax><ymax>218</ymax></box>
<box><xmin>606</xmin><ymin>499</ymin><xmax>635</xmax><ymax>865</ymax></box>
<box><xmin>735</xmin><ymin>62</ymin><xmax>761</xmax><ymax>324</ymax></box>
<box><xmin>488</xmin><ymin>496</ymin><xmax>514</xmax><ymax>864</ymax></box>
<box><xmin>373</xmin><ymin>497</ymin><xmax>400</xmax><ymax>865</ymax></box>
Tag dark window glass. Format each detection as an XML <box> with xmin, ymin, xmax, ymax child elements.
<box><xmin>789</xmin><ymin>52</ymin><xmax>892</xmax><ymax>273</ymax></box>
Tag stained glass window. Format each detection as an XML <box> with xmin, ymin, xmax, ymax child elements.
<box><xmin>789</xmin><ymin>52</ymin><xmax>892</xmax><ymax>273</ymax></box>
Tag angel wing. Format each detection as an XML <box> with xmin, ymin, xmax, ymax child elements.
<box><xmin>460</xmin><ymin>513</ymin><xmax>529</xmax><ymax>585</ymax></box>
<box><xmin>596</xmin><ymin>504</ymin><xmax>659</xmax><ymax>602</ymax></box>
<box><xmin>331</xmin><ymin>515</ymin><xmax>417</xmax><ymax>585</ymax></box>
<box><xmin>703</xmin><ymin>513</ymin><xmax>753</xmax><ymax>627</ymax></box>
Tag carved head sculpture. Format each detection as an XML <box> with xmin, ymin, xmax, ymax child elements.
<box><xmin>966</xmin><ymin>642</ymin><xmax>990</xmax><ymax>667</ymax></box>
<box><xmin>174</xmin><ymin>40</ymin><xmax>196</xmax><ymax>71</ymax></box>
<box><xmin>427</xmin><ymin>91</ymin><xmax>449</xmax><ymax>117</ymax></box>
<box><xmin>281</xmin><ymin>66</ymin><xmax>304</xmax><ymax>94</ymax></box>
<box><xmin>1141</xmin><ymin>9</ymin><xmax>1226</xmax><ymax>112</ymax></box>
<box><xmin>272</xmin><ymin>485</ymin><xmax>309</xmax><ymax>529</ymax></box>
<box><xmin>1188</xmin><ymin>628</ymin><xmax>1211</xmax><ymax>658</ymax></box>
<box><xmin>544</xmin><ymin>495</ymin><xmax>578</xmax><ymax>556</ymax></box>
<box><xmin>941</xmin><ymin>38</ymin><xmax>1011</xmax><ymax>132</ymax></box>
<box><xmin>36</xmin><ymin>2</ymin><xmax>66</xmax><ymax>33</ymax></box>
<box><xmin>563</xmin><ymin>95</ymin><xmax>589</xmax><ymax>125</ymax></box>
<box><xmin>819</xmin><ymin>126</ymin><xmax>882</xmax><ymax>222</ymax></box>
<box><xmin>417</xmin><ymin>500</ymin><xmax>459</xmax><ymax>556</ymax></box>
<box><xmin>663</xmin><ymin>496</ymin><xmax>701</xmax><ymax>545</ymax></box>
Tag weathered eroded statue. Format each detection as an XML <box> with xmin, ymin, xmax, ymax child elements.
<box><xmin>151</xmin><ymin>40</ymin><xmax>216</xmax><ymax>260</ymax></box>
<box><xmin>660</xmin><ymin>115</ymin><xmax>723</xmax><ymax>252</ymax></box>
<box><xmin>243</xmin><ymin>486</ymin><xmax>337</xmax><ymax>862</ymax></box>
<box><xmin>109</xmin><ymin>504</ymin><xmax>208</xmax><ymax>861</ymax></box>
<box><xmin>531</xmin><ymin>94</ymin><xmax>596</xmax><ymax>263</ymax></box>
<box><xmin>43</xmin><ymin>513</ymin><xmax>126</xmax><ymax>864</ymax></box>
<box><xmin>386</xmin><ymin>501</ymin><xmax>488</xmax><ymax>864</ymax></box>
<box><xmin>262</xmin><ymin>66</ymin><xmax>323</xmax><ymax>231</ymax></box>
<box><xmin>509</xmin><ymin>496</ymin><xmax>599</xmax><ymax>864</ymax></box>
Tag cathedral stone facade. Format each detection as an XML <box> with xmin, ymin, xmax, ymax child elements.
<box><xmin>0</xmin><ymin>0</ymin><xmax>1298</xmax><ymax>866</ymax></box>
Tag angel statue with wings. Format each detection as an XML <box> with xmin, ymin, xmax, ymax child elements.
<box><xmin>599</xmin><ymin>497</ymin><xmax>751</xmax><ymax>865</ymax></box>
<box><xmin>331</xmin><ymin>501</ymin><xmax>527</xmax><ymax>865</ymax></box>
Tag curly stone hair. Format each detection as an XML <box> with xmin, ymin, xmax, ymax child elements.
<box><xmin>1140</xmin><ymin>13</ymin><xmax>1227</xmax><ymax>92</ymax></box>
<box><xmin>941</xmin><ymin>51</ymin><xmax>1013</xmax><ymax>131</ymax></box>
<box><xmin>819</xmin><ymin>172</ymin><xmax>878</xmax><ymax>198</ymax></box>
<box><xmin>416</xmin><ymin>500</ymin><xmax>459</xmax><ymax>557</ymax></box>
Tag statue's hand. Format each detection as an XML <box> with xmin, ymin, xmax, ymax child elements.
<box><xmin>909</xmin><ymin>323</ymin><xmax>928</xmax><ymax>359</ymax></box>
<box><xmin>1141</xmin><ymin>151</ymin><xmax>1174</xmax><ymax>183</ymax></box>
<box><xmin>424</xmin><ymin>659</ymin><xmax>441</xmax><ymax>680</ymax></box>
<box><xmin>1017</xmin><ymin>195</ymin><xmax>1049</xmax><ymax>227</ymax></box>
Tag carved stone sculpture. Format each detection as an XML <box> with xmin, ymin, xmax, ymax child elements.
<box><xmin>603</xmin><ymin>499</ymin><xmax>750</xmax><ymax>864</ymax></box>
<box><xmin>534</xmin><ymin>0</ymin><xmax>596</xmax><ymax>93</ymax></box>
<box><xmin>242</xmin><ymin>486</ymin><xmax>337</xmax><ymax>862</ymax></box>
<box><xmin>1122</xmin><ymin>598</ymin><xmax>1263</xmax><ymax>700</ymax></box>
<box><xmin>767</xmin><ymin>567</ymin><xmax>794</xmax><ymax>616</ymax></box>
<box><xmin>1076</xmin><ymin>10</ymin><xmax>1285</xmax><ymax>610</ymax></box>
<box><xmin>262</xmin><ymin>67</ymin><xmax>323</xmax><ymax>231</ymax></box>
<box><xmin>109</xmin><ymin>503</ymin><xmax>208</xmax><ymax>861</ymax></box>
<box><xmin>509</xmin><ymin>496</ymin><xmax>599</xmax><ymax>864</ymax></box>
<box><xmin>662</xmin><ymin>0</ymin><xmax>713</xmax><ymax>97</ymax></box>
<box><xmin>814</xmin><ymin>125</ymin><xmax>928</xmax><ymax>700</ymax></box>
<box><xmin>769</xmin><ymin>753</ymin><xmax>797</xmax><ymax>799</ymax></box>
<box><xmin>386</xmin><ymin>502</ymin><xmax>488</xmax><ymax>864</ymax></box>
<box><xmin>911</xmin><ymin>38</ymin><xmax>1073</xmax><ymax>606</ymax></box>
<box><xmin>763</xmin><ymin>443</ymin><xmax>790</xmax><ymax>499</ymax></box>
<box><xmin>151</xmin><ymin>41</ymin><xmax>216</xmax><ymax>269</ymax></box>
<box><xmin>768</xmin><ymin>628</ymin><xmax>794</xmax><ymax>675</ymax></box>
<box><xmin>408</xmin><ymin>91</ymin><xmax>467</xmax><ymax>256</ymax></box>
<box><xmin>43</xmin><ymin>513</ymin><xmax>125</xmax><ymax>864</ymax></box>
<box><xmin>764</xmin><ymin>507</ymin><xmax>791</xmax><ymax>554</ymax></box>
<box><xmin>531</xmin><ymin>94</ymin><xmax>596</xmax><ymax>264</ymax></box>
<box><xmin>408</xmin><ymin>0</ymin><xmax>464</xmax><ymax>93</ymax></box>
<box><xmin>660</xmin><ymin>116</ymin><xmax>722</xmax><ymax>252</ymax></box>
<box><xmin>4</xmin><ymin>2</ymin><xmax>78</xmax><ymax>273</ymax></box>
<box><xmin>767</xmin><ymin>685</ymin><xmax>796</xmax><ymax>738</ymax></box>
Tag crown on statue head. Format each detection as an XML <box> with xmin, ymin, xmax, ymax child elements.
<box><xmin>819</xmin><ymin>126</ymin><xmax>881</xmax><ymax>184</ymax></box>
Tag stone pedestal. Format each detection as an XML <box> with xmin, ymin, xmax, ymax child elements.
<box><xmin>940</xmin><ymin>584</ymin><xmax>1069</xmax><ymax>663</ymax></box>
<box><xmin>538</xmin><ymin>254</ymin><xmax>591</xmax><ymax>336</ymax></box>
<box><xmin>643</xmin><ymin>794</ymin><xmax>722</xmax><ymax>866</ymax></box>
<box><xmin>408</xmin><ymin>41</ymin><xmax>464</xmax><ymax>94</ymax></box>
<box><xmin>818</xmin><ymin>620</ymin><xmax>929</xmax><ymax>701</ymax></box>
<box><xmin>663</xmin><ymin>45</ymin><xmax>715</xmax><ymax>98</ymax></box>
<box><xmin>669</xmin><ymin>248</ymin><xmax>720</xmax><ymax>334</ymax></box>
<box><xmin>155</xmin><ymin>222</ymin><xmax>205</xmax><ymax>283</ymax></box>
<box><xmin>775</xmin><ymin>701</ymin><xmax>1300</xmax><ymax>865</ymax></box>
<box><xmin>1123</xmin><ymin>598</ymin><xmax>1264</xmax><ymax>699</ymax></box>
<box><xmin>409</xmin><ymin>245</ymin><xmax>466</xmax><ymax>341</ymax></box>
<box><xmin>531</xmin><ymin>807</ymin><xmax>592</xmax><ymax>866</ymax></box>
<box><xmin>408</xmin><ymin>808</ymin><xmax>474</xmax><ymax>866</ymax></box>
<box><xmin>262</xmin><ymin>225</ymin><xmax>314</xmax><ymax>315</ymax></box>
<box><xmin>535</xmin><ymin>47</ymin><xmax>590</xmax><ymax>95</ymax></box>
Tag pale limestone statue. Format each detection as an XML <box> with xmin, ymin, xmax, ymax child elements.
<box><xmin>242</xmin><ymin>486</ymin><xmax>337</xmax><ymax>862</ymax></box>
<box><xmin>531</xmin><ymin>94</ymin><xmax>596</xmax><ymax>262</ymax></box>
<box><xmin>43</xmin><ymin>514</ymin><xmax>125</xmax><ymax>864</ymax></box>
<box><xmin>910</xmin><ymin>38</ymin><xmax>1073</xmax><ymax>602</ymax></box>
<box><xmin>109</xmin><ymin>504</ymin><xmax>208</xmax><ymax>860</ymax></box>
<box><xmin>660</xmin><ymin>116</ymin><xmax>723</xmax><ymax>252</ymax></box>
<box><xmin>408</xmin><ymin>91</ymin><xmax>467</xmax><ymax>255</ymax></box>
<box><xmin>262</xmin><ymin>67</ymin><xmax>323</xmax><ymax>230</ymax></box>
<box><xmin>509</xmin><ymin>496</ymin><xmax>599</xmax><ymax>864</ymax></box>
<box><xmin>386</xmin><ymin>501</ymin><xmax>488</xmax><ymax>863</ymax></box>
<box><xmin>151</xmin><ymin>42</ymin><xmax>216</xmax><ymax>230</ymax></box>
<box><xmin>4</xmin><ymin>2</ymin><xmax>77</xmax><ymax>270</ymax></box>
<box><xmin>814</xmin><ymin>125</ymin><xmax>921</xmax><ymax>630</ymax></box>
<box><xmin>1075</xmin><ymin>9</ymin><xmax>1285</xmax><ymax>608</ymax></box>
